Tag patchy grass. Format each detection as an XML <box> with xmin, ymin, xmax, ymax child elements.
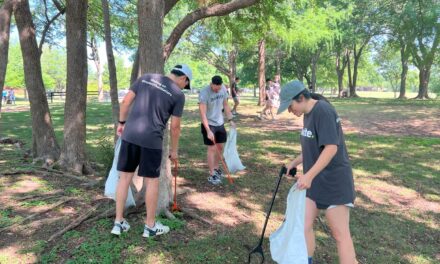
<box><xmin>0</xmin><ymin>96</ymin><xmax>439</xmax><ymax>263</ymax></box>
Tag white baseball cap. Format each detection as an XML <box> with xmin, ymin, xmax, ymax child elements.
<box><xmin>172</xmin><ymin>64</ymin><xmax>193</xmax><ymax>90</ymax></box>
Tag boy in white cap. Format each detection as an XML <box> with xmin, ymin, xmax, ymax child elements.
<box><xmin>112</xmin><ymin>64</ymin><xmax>192</xmax><ymax>238</ymax></box>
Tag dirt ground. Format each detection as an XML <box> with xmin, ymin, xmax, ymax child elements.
<box><xmin>1</xmin><ymin>100</ymin><xmax>439</xmax><ymax>263</ymax></box>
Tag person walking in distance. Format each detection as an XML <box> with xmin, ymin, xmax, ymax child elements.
<box><xmin>231</xmin><ymin>77</ymin><xmax>241</xmax><ymax>115</ymax></box>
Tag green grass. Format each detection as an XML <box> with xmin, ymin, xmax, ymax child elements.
<box><xmin>1</xmin><ymin>96</ymin><xmax>439</xmax><ymax>263</ymax></box>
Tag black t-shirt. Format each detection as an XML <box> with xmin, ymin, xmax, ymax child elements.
<box><xmin>231</xmin><ymin>82</ymin><xmax>238</xmax><ymax>97</ymax></box>
<box><xmin>301</xmin><ymin>100</ymin><xmax>355</xmax><ymax>205</ymax></box>
<box><xmin>122</xmin><ymin>74</ymin><xmax>185</xmax><ymax>149</ymax></box>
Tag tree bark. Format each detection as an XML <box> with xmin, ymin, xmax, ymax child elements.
<box><xmin>59</xmin><ymin>0</ymin><xmax>88</xmax><ymax>174</ymax></box>
<box><xmin>163</xmin><ymin>0</ymin><xmax>258</xmax><ymax>60</ymax></box>
<box><xmin>398</xmin><ymin>43</ymin><xmax>408</xmax><ymax>99</ymax></box>
<box><xmin>346</xmin><ymin>51</ymin><xmax>353</xmax><ymax>97</ymax></box>
<box><xmin>275</xmin><ymin>48</ymin><xmax>281</xmax><ymax>81</ymax></box>
<box><xmin>130</xmin><ymin>49</ymin><xmax>140</xmax><ymax>85</ymax></box>
<box><xmin>258</xmin><ymin>39</ymin><xmax>265</xmax><ymax>106</ymax></box>
<box><xmin>416</xmin><ymin>67</ymin><xmax>431</xmax><ymax>99</ymax></box>
<box><xmin>335</xmin><ymin>50</ymin><xmax>348</xmax><ymax>97</ymax></box>
<box><xmin>138</xmin><ymin>0</ymin><xmax>164</xmax><ymax>74</ymax></box>
<box><xmin>129</xmin><ymin>0</ymin><xmax>178</xmax><ymax>85</ymax></box>
<box><xmin>38</xmin><ymin>0</ymin><xmax>65</xmax><ymax>56</ymax></box>
<box><xmin>0</xmin><ymin>0</ymin><xmax>14</xmax><ymax>118</ymax></box>
<box><xmin>138</xmin><ymin>0</ymin><xmax>170</xmax><ymax>215</ymax></box>
<box><xmin>228</xmin><ymin>48</ymin><xmax>237</xmax><ymax>88</ymax></box>
<box><xmin>89</xmin><ymin>36</ymin><xmax>104</xmax><ymax>102</ymax></box>
<box><xmin>14</xmin><ymin>0</ymin><xmax>60</xmax><ymax>162</ymax></box>
<box><xmin>310</xmin><ymin>48</ymin><xmax>321</xmax><ymax>93</ymax></box>
<box><xmin>351</xmin><ymin>54</ymin><xmax>360</xmax><ymax>98</ymax></box>
<box><xmin>101</xmin><ymin>0</ymin><xmax>120</xmax><ymax>140</ymax></box>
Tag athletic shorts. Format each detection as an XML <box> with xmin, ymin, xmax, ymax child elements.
<box><xmin>316</xmin><ymin>202</ymin><xmax>354</xmax><ymax>210</ymax></box>
<box><xmin>201</xmin><ymin>124</ymin><xmax>227</xmax><ymax>146</ymax></box>
<box><xmin>233</xmin><ymin>96</ymin><xmax>240</xmax><ymax>103</ymax></box>
<box><xmin>117</xmin><ymin>140</ymin><xmax>162</xmax><ymax>178</ymax></box>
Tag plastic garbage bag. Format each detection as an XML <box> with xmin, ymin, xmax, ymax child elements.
<box><xmin>270</xmin><ymin>184</ymin><xmax>308</xmax><ymax>264</ymax></box>
<box><xmin>223</xmin><ymin>127</ymin><xmax>246</xmax><ymax>173</ymax></box>
<box><xmin>104</xmin><ymin>138</ymin><xmax>136</xmax><ymax>208</ymax></box>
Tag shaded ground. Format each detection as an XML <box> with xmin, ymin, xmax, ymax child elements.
<box><xmin>0</xmin><ymin>97</ymin><xmax>439</xmax><ymax>263</ymax></box>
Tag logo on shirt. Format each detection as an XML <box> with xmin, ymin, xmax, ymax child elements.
<box><xmin>142</xmin><ymin>79</ymin><xmax>172</xmax><ymax>97</ymax></box>
<box><xmin>301</xmin><ymin>128</ymin><xmax>314</xmax><ymax>138</ymax></box>
<box><xmin>210</xmin><ymin>94</ymin><xmax>225</xmax><ymax>102</ymax></box>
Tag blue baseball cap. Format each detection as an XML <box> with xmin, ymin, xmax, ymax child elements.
<box><xmin>277</xmin><ymin>80</ymin><xmax>306</xmax><ymax>114</ymax></box>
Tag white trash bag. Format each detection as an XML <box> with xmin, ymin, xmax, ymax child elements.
<box><xmin>270</xmin><ymin>184</ymin><xmax>308</xmax><ymax>264</ymax></box>
<box><xmin>223</xmin><ymin>127</ymin><xmax>246</xmax><ymax>173</ymax></box>
<box><xmin>104</xmin><ymin>138</ymin><xmax>136</xmax><ymax>208</ymax></box>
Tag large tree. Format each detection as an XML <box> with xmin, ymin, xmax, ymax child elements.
<box><xmin>136</xmin><ymin>0</ymin><xmax>258</xmax><ymax>215</ymax></box>
<box><xmin>14</xmin><ymin>0</ymin><xmax>60</xmax><ymax>163</ymax></box>
<box><xmin>101</xmin><ymin>0</ymin><xmax>120</xmax><ymax>138</ymax></box>
<box><xmin>408</xmin><ymin>0</ymin><xmax>439</xmax><ymax>99</ymax></box>
<box><xmin>0</xmin><ymin>0</ymin><xmax>14</xmax><ymax>118</ymax></box>
<box><xmin>59</xmin><ymin>0</ymin><xmax>89</xmax><ymax>173</ymax></box>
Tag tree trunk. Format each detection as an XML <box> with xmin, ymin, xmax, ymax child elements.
<box><xmin>138</xmin><ymin>0</ymin><xmax>171</xmax><ymax>215</ymax></box>
<box><xmin>346</xmin><ymin>51</ymin><xmax>353</xmax><ymax>97</ymax></box>
<box><xmin>89</xmin><ymin>36</ymin><xmax>104</xmax><ymax>102</ymax></box>
<box><xmin>258</xmin><ymin>39</ymin><xmax>266</xmax><ymax>106</ymax></box>
<box><xmin>415</xmin><ymin>67</ymin><xmax>431</xmax><ymax>99</ymax></box>
<box><xmin>59</xmin><ymin>0</ymin><xmax>88</xmax><ymax>174</ymax></box>
<box><xmin>275</xmin><ymin>48</ymin><xmax>281</xmax><ymax>79</ymax></box>
<box><xmin>130</xmin><ymin>49</ymin><xmax>140</xmax><ymax>85</ymax></box>
<box><xmin>398</xmin><ymin>43</ymin><xmax>408</xmax><ymax>99</ymax></box>
<box><xmin>14</xmin><ymin>0</ymin><xmax>60</xmax><ymax>163</ymax></box>
<box><xmin>228</xmin><ymin>48</ymin><xmax>237</xmax><ymax>88</ymax></box>
<box><xmin>0</xmin><ymin>0</ymin><xmax>14</xmax><ymax>118</ymax></box>
<box><xmin>101</xmin><ymin>0</ymin><xmax>120</xmax><ymax>140</ymax></box>
<box><xmin>399</xmin><ymin>53</ymin><xmax>408</xmax><ymax>99</ymax></box>
<box><xmin>351</xmin><ymin>54</ymin><xmax>360</xmax><ymax>98</ymax></box>
<box><xmin>310</xmin><ymin>48</ymin><xmax>321</xmax><ymax>93</ymax></box>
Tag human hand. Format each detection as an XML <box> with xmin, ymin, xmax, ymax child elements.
<box><xmin>207</xmin><ymin>130</ymin><xmax>215</xmax><ymax>143</ymax></box>
<box><xmin>117</xmin><ymin>123</ymin><xmax>125</xmax><ymax>136</ymax></box>
<box><xmin>297</xmin><ymin>173</ymin><xmax>312</xmax><ymax>190</ymax></box>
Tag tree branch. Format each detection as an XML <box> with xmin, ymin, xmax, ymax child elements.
<box><xmin>163</xmin><ymin>0</ymin><xmax>258</xmax><ymax>60</ymax></box>
<box><xmin>52</xmin><ymin>0</ymin><xmax>65</xmax><ymax>14</ymax></box>
<box><xmin>38</xmin><ymin>9</ymin><xmax>64</xmax><ymax>54</ymax></box>
<box><xmin>165</xmin><ymin>0</ymin><xmax>179</xmax><ymax>15</ymax></box>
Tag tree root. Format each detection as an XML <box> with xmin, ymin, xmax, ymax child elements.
<box><xmin>15</xmin><ymin>191</ymin><xmax>64</xmax><ymax>201</ymax></box>
<box><xmin>0</xmin><ymin>197</ymin><xmax>74</xmax><ymax>232</ymax></box>
<box><xmin>163</xmin><ymin>209</ymin><xmax>176</xmax><ymax>220</ymax></box>
<box><xmin>48</xmin><ymin>200</ymin><xmax>105</xmax><ymax>242</ymax></box>
<box><xmin>180</xmin><ymin>207</ymin><xmax>213</xmax><ymax>226</ymax></box>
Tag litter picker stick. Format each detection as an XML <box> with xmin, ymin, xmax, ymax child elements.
<box><xmin>171</xmin><ymin>158</ymin><xmax>180</xmax><ymax>212</ymax></box>
<box><xmin>213</xmin><ymin>138</ymin><xmax>234</xmax><ymax>184</ymax></box>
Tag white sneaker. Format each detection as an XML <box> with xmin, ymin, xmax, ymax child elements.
<box><xmin>111</xmin><ymin>219</ymin><xmax>130</xmax><ymax>236</ymax></box>
<box><xmin>208</xmin><ymin>174</ymin><xmax>222</xmax><ymax>185</ymax></box>
<box><xmin>214</xmin><ymin>168</ymin><xmax>225</xmax><ymax>179</ymax></box>
<box><xmin>142</xmin><ymin>221</ymin><xmax>170</xmax><ymax>238</ymax></box>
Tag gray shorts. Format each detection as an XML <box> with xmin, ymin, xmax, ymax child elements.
<box><xmin>233</xmin><ymin>96</ymin><xmax>239</xmax><ymax>103</ymax></box>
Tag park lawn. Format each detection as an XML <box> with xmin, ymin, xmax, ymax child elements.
<box><xmin>0</xmin><ymin>97</ymin><xmax>439</xmax><ymax>263</ymax></box>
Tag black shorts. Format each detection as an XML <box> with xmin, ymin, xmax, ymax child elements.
<box><xmin>201</xmin><ymin>124</ymin><xmax>227</xmax><ymax>146</ymax></box>
<box><xmin>117</xmin><ymin>140</ymin><xmax>162</xmax><ymax>178</ymax></box>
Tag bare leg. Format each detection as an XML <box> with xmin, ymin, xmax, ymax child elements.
<box><xmin>207</xmin><ymin>145</ymin><xmax>218</xmax><ymax>175</ymax></box>
<box><xmin>144</xmin><ymin>177</ymin><xmax>160</xmax><ymax>228</ymax></box>
<box><xmin>115</xmin><ymin>171</ymin><xmax>135</xmax><ymax>222</ymax></box>
<box><xmin>326</xmin><ymin>206</ymin><xmax>357</xmax><ymax>264</ymax></box>
<box><xmin>304</xmin><ymin>198</ymin><xmax>320</xmax><ymax>257</ymax></box>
